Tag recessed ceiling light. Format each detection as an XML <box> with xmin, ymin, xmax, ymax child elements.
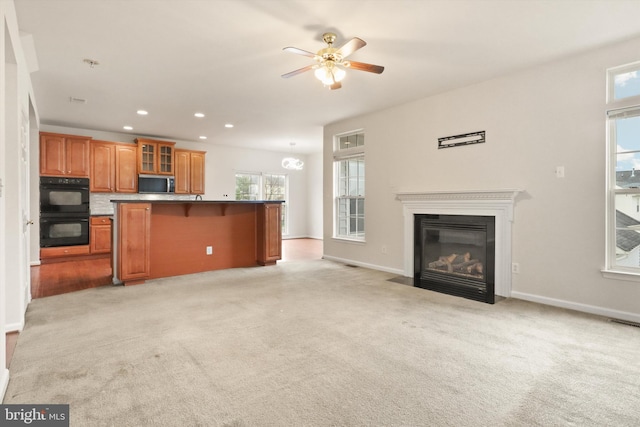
<box><xmin>137</xmin><ymin>110</ymin><xmax>148</xmax><ymax>115</ymax></box>
<box><xmin>199</xmin><ymin>136</ymin><xmax>207</xmax><ymax>140</ymax></box>
<box><xmin>194</xmin><ymin>112</ymin><xmax>205</xmax><ymax>118</ymax></box>
<box><xmin>123</xmin><ymin>126</ymin><xmax>133</xmax><ymax>130</ymax></box>
<box><xmin>224</xmin><ymin>123</ymin><xmax>234</xmax><ymax>128</ymax></box>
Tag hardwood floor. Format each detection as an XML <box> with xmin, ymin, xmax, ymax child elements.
<box><xmin>5</xmin><ymin>332</ymin><xmax>18</xmax><ymax>369</ymax></box>
<box><xmin>6</xmin><ymin>238</ymin><xmax>322</xmax><ymax>368</ymax></box>
<box><xmin>31</xmin><ymin>257</ymin><xmax>113</xmax><ymax>299</ymax></box>
<box><xmin>31</xmin><ymin>238</ymin><xmax>322</xmax><ymax>299</ymax></box>
<box><xmin>281</xmin><ymin>237</ymin><xmax>323</xmax><ymax>262</ymax></box>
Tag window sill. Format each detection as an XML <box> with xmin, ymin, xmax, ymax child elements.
<box><xmin>332</xmin><ymin>237</ymin><xmax>366</xmax><ymax>245</ymax></box>
<box><xmin>601</xmin><ymin>269</ymin><xmax>640</xmax><ymax>282</ymax></box>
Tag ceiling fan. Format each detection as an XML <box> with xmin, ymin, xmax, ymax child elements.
<box><xmin>281</xmin><ymin>32</ymin><xmax>384</xmax><ymax>90</ymax></box>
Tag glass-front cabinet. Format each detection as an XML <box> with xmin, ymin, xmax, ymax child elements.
<box><xmin>135</xmin><ymin>138</ymin><xmax>176</xmax><ymax>175</ymax></box>
<box><xmin>139</xmin><ymin>142</ymin><xmax>155</xmax><ymax>173</ymax></box>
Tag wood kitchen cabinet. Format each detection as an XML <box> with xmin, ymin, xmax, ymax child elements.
<box><xmin>90</xmin><ymin>141</ymin><xmax>137</xmax><ymax>193</ymax></box>
<box><xmin>116</xmin><ymin>202</ymin><xmax>151</xmax><ymax>284</ymax></box>
<box><xmin>135</xmin><ymin>138</ymin><xmax>176</xmax><ymax>175</ymax></box>
<box><xmin>257</xmin><ymin>203</ymin><xmax>282</xmax><ymax>265</ymax></box>
<box><xmin>90</xmin><ymin>141</ymin><xmax>114</xmax><ymax>192</ymax></box>
<box><xmin>40</xmin><ymin>132</ymin><xmax>91</xmax><ymax>177</ymax></box>
<box><xmin>174</xmin><ymin>149</ymin><xmax>206</xmax><ymax>194</ymax></box>
<box><xmin>41</xmin><ymin>245</ymin><xmax>90</xmax><ymax>260</ymax></box>
<box><xmin>90</xmin><ymin>216</ymin><xmax>112</xmax><ymax>254</ymax></box>
<box><xmin>115</xmin><ymin>144</ymin><xmax>138</xmax><ymax>192</ymax></box>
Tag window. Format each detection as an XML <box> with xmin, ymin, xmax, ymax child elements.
<box><xmin>263</xmin><ymin>174</ymin><xmax>286</xmax><ymax>201</ymax></box>
<box><xmin>235</xmin><ymin>173</ymin><xmax>260</xmax><ymax>200</ymax></box>
<box><xmin>235</xmin><ymin>172</ymin><xmax>288</xmax><ymax>234</ymax></box>
<box><xmin>606</xmin><ymin>61</ymin><xmax>640</xmax><ymax>274</ymax></box>
<box><xmin>334</xmin><ymin>131</ymin><xmax>365</xmax><ymax>240</ymax></box>
<box><xmin>609</xmin><ymin>63</ymin><xmax>640</xmax><ymax>101</ymax></box>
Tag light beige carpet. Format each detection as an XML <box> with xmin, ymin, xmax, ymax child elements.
<box><xmin>4</xmin><ymin>259</ymin><xmax>640</xmax><ymax>426</ymax></box>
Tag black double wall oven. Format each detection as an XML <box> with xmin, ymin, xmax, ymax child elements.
<box><xmin>40</xmin><ymin>177</ymin><xmax>90</xmax><ymax>248</ymax></box>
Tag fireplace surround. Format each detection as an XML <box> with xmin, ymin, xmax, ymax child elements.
<box><xmin>396</xmin><ymin>190</ymin><xmax>520</xmax><ymax>300</ymax></box>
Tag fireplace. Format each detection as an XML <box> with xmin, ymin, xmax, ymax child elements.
<box><xmin>396</xmin><ymin>190</ymin><xmax>521</xmax><ymax>301</ymax></box>
<box><xmin>414</xmin><ymin>214</ymin><xmax>495</xmax><ymax>303</ymax></box>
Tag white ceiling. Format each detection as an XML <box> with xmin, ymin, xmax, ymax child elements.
<box><xmin>13</xmin><ymin>0</ymin><xmax>640</xmax><ymax>154</ymax></box>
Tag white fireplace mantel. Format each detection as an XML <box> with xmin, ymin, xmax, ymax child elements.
<box><xmin>396</xmin><ymin>189</ymin><xmax>522</xmax><ymax>298</ymax></box>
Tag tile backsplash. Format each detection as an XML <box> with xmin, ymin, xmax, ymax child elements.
<box><xmin>90</xmin><ymin>193</ymin><xmax>195</xmax><ymax>215</ymax></box>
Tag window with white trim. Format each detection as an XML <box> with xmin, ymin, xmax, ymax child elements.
<box><xmin>235</xmin><ymin>172</ymin><xmax>288</xmax><ymax>234</ymax></box>
<box><xmin>606</xmin><ymin>61</ymin><xmax>640</xmax><ymax>273</ymax></box>
<box><xmin>235</xmin><ymin>172</ymin><xmax>260</xmax><ymax>200</ymax></box>
<box><xmin>334</xmin><ymin>131</ymin><xmax>365</xmax><ymax>240</ymax></box>
<box><xmin>609</xmin><ymin>62</ymin><xmax>640</xmax><ymax>101</ymax></box>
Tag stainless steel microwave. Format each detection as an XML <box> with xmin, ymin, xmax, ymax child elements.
<box><xmin>138</xmin><ymin>174</ymin><xmax>175</xmax><ymax>193</ymax></box>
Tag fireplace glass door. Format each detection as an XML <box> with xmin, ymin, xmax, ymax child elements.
<box><xmin>415</xmin><ymin>214</ymin><xmax>495</xmax><ymax>303</ymax></box>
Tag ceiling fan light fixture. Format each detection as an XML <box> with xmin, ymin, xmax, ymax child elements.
<box><xmin>282</xmin><ymin>32</ymin><xmax>383</xmax><ymax>90</ymax></box>
<box><xmin>314</xmin><ymin>62</ymin><xmax>345</xmax><ymax>86</ymax></box>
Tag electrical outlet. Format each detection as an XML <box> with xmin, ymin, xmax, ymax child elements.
<box><xmin>381</xmin><ymin>245</ymin><xmax>387</xmax><ymax>254</ymax></box>
<box><xmin>555</xmin><ymin>166</ymin><xmax>565</xmax><ymax>178</ymax></box>
<box><xmin>206</xmin><ymin>246</ymin><xmax>213</xmax><ymax>255</ymax></box>
<box><xmin>512</xmin><ymin>263</ymin><xmax>520</xmax><ymax>274</ymax></box>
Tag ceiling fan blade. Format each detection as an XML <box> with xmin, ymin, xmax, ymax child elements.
<box><xmin>337</xmin><ymin>37</ymin><xmax>366</xmax><ymax>58</ymax></box>
<box><xmin>283</xmin><ymin>46</ymin><xmax>317</xmax><ymax>58</ymax></box>
<box><xmin>347</xmin><ymin>61</ymin><xmax>385</xmax><ymax>74</ymax></box>
<box><xmin>330</xmin><ymin>82</ymin><xmax>342</xmax><ymax>90</ymax></box>
<box><xmin>281</xmin><ymin>65</ymin><xmax>314</xmax><ymax>79</ymax></box>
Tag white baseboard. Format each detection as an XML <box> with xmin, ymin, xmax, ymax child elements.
<box><xmin>283</xmin><ymin>235</ymin><xmax>323</xmax><ymax>240</ymax></box>
<box><xmin>511</xmin><ymin>291</ymin><xmax>640</xmax><ymax>324</ymax></box>
<box><xmin>315</xmin><ymin>260</ymin><xmax>639</xmax><ymax>322</ymax></box>
<box><xmin>322</xmin><ymin>255</ymin><xmax>404</xmax><ymax>276</ymax></box>
<box><xmin>30</xmin><ymin>260</ymin><xmax>41</xmax><ymax>266</ymax></box>
<box><xmin>1</xmin><ymin>368</ymin><xmax>9</xmax><ymax>403</ymax></box>
<box><xmin>5</xmin><ymin>321</ymin><xmax>24</xmax><ymax>334</ymax></box>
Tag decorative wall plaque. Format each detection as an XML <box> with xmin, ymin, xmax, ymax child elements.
<box><xmin>438</xmin><ymin>131</ymin><xmax>485</xmax><ymax>149</ymax></box>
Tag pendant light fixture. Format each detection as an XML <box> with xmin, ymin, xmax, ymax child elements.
<box><xmin>282</xmin><ymin>142</ymin><xmax>304</xmax><ymax>170</ymax></box>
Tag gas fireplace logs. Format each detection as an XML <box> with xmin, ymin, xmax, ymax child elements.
<box><xmin>428</xmin><ymin>252</ymin><xmax>484</xmax><ymax>276</ymax></box>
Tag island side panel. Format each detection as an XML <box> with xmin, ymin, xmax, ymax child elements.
<box><xmin>149</xmin><ymin>203</ymin><xmax>258</xmax><ymax>279</ymax></box>
<box><xmin>257</xmin><ymin>203</ymin><xmax>282</xmax><ymax>265</ymax></box>
<box><xmin>117</xmin><ymin>202</ymin><xmax>152</xmax><ymax>284</ymax></box>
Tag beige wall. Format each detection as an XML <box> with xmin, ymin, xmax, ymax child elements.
<box><xmin>324</xmin><ymin>35</ymin><xmax>640</xmax><ymax>320</ymax></box>
<box><xmin>306</xmin><ymin>152</ymin><xmax>323</xmax><ymax>240</ymax></box>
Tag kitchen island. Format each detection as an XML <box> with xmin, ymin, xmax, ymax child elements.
<box><xmin>111</xmin><ymin>200</ymin><xmax>283</xmax><ymax>285</ymax></box>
